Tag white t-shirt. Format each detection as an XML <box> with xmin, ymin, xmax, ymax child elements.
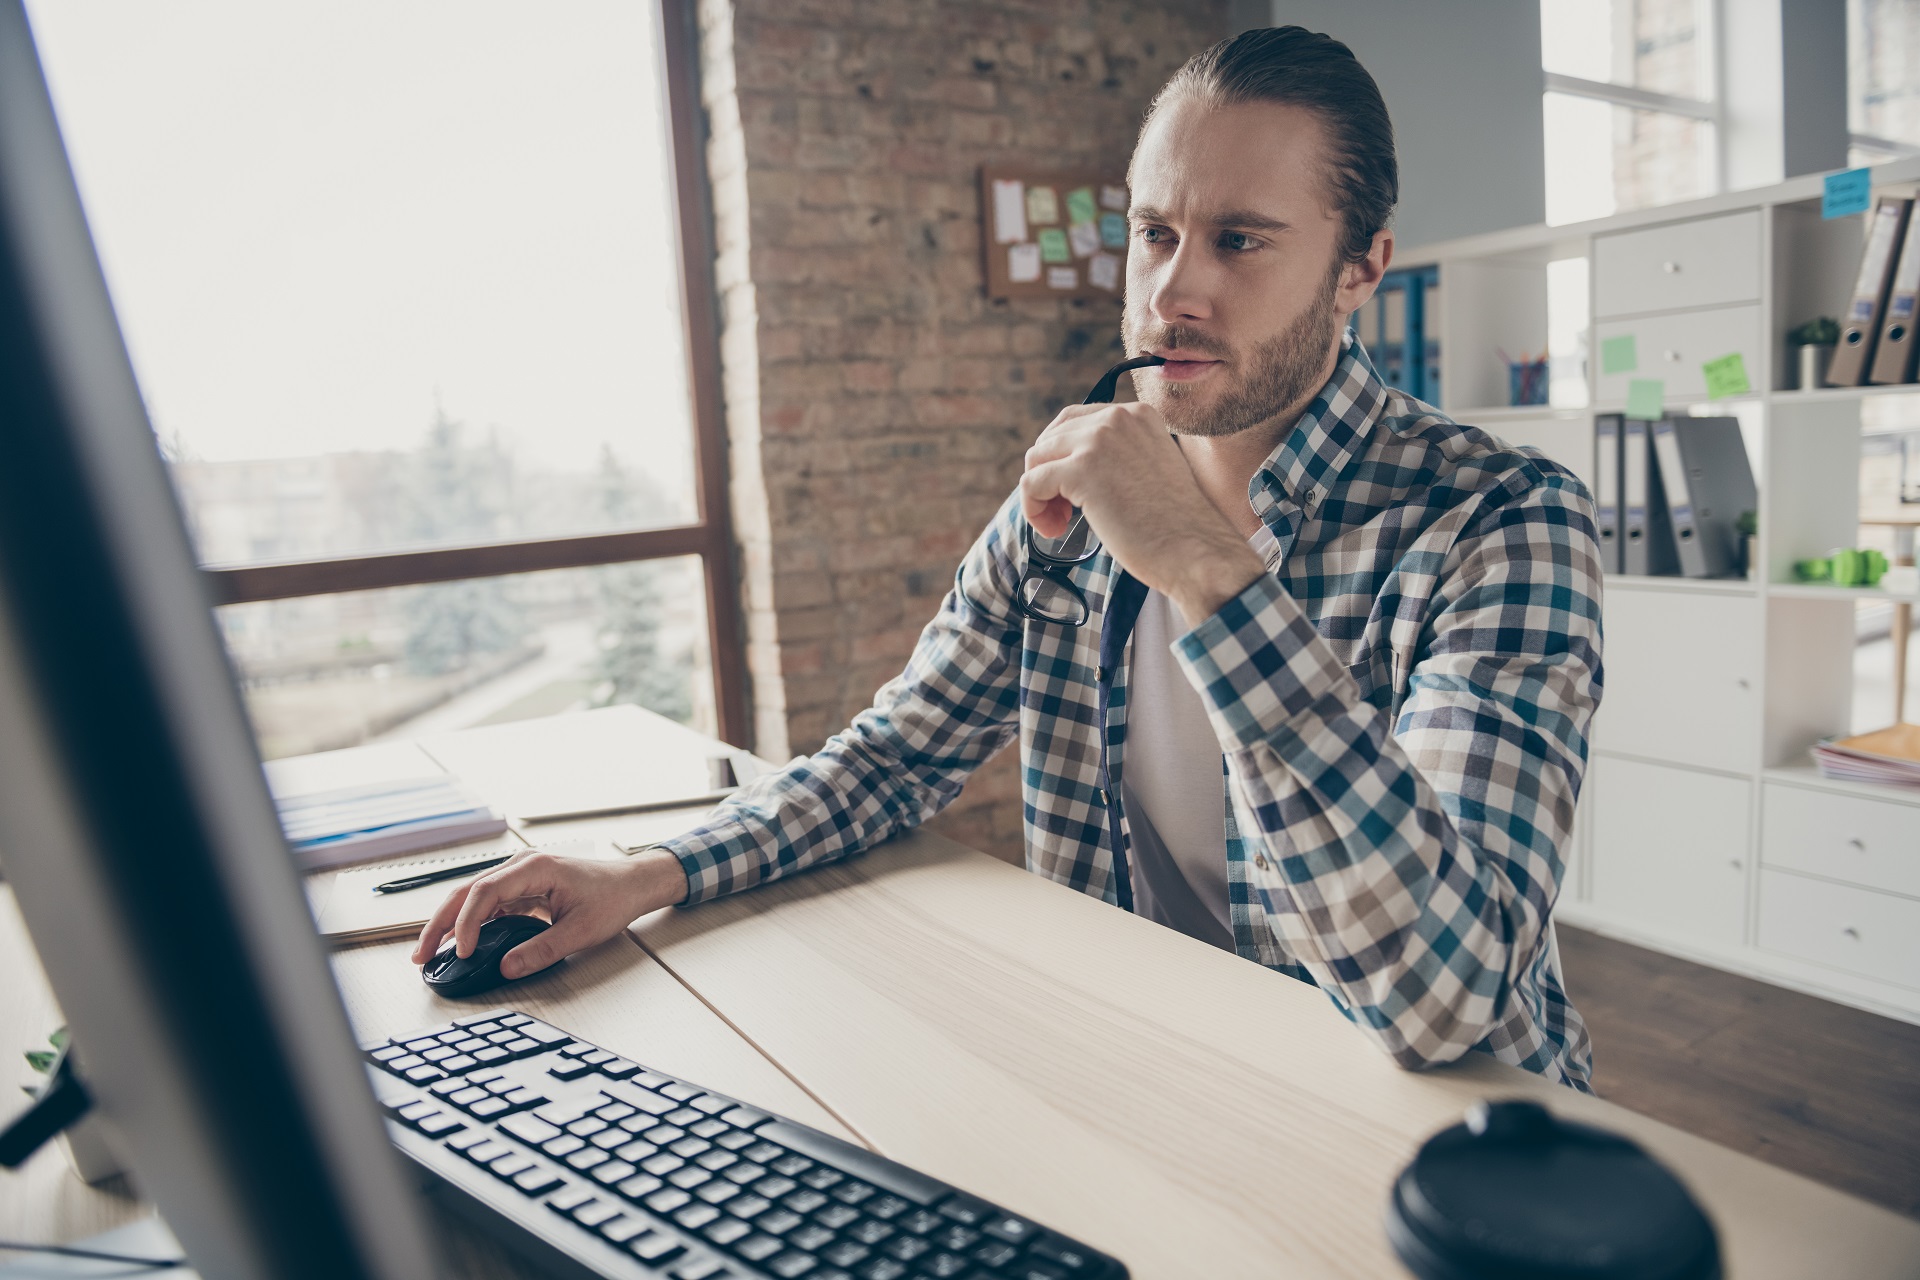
<box><xmin>1121</xmin><ymin>526</ymin><xmax>1283</xmax><ymax>951</ymax></box>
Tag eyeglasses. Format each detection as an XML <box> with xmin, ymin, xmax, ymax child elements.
<box><xmin>1014</xmin><ymin>354</ymin><xmax>1167</xmax><ymax>627</ymax></box>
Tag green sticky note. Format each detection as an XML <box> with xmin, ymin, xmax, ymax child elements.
<box><xmin>1037</xmin><ymin>227</ymin><xmax>1071</xmax><ymax>263</ymax></box>
<box><xmin>1065</xmin><ymin>186</ymin><xmax>1097</xmax><ymax>226</ymax></box>
<box><xmin>1625</xmin><ymin>378</ymin><xmax>1664</xmax><ymax>421</ymax></box>
<box><xmin>1702</xmin><ymin>351</ymin><xmax>1751</xmax><ymax>399</ymax></box>
<box><xmin>1600</xmin><ymin>334</ymin><xmax>1637</xmax><ymax>375</ymax></box>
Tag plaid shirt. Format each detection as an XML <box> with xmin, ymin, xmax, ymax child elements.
<box><xmin>662</xmin><ymin>335</ymin><xmax>1602</xmax><ymax>1090</ymax></box>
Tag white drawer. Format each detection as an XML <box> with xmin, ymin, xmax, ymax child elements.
<box><xmin>1594</xmin><ymin>211</ymin><xmax>1761</xmax><ymax>318</ymax></box>
<box><xmin>1594</xmin><ymin>304</ymin><xmax>1761</xmax><ymax>404</ymax></box>
<box><xmin>1759</xmin><ymin>869</ymin><xmax>1920</xmax><ymax>989</ymax></box>
<box><xmin>1592</xmin><ymin>589</ymin><xmax>1760</xmax><ymax>773</ymax></box>
<box><xmin>1762</xmin><ymin>783</ymin><xmax>1920</xmax><ymax>898</ymax></box>
<box><xmin>1590</xmin><ymin>756</ymin><xmax>1749</xmax><ymax>947</ymax></box>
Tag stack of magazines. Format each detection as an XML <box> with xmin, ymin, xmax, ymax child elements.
<box><xmin>274</xmin><ymin>775</ymin><xmax>508</xmax><ymax>870</ymax></box>
<box><xmin>1810</xmin><ymin>724</ymin><xmax>1920</xmax><ymax>789</ymax></box>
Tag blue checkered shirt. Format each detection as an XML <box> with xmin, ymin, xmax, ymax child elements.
<box><xmin>661</xmin><ymin>335</ymin><xmax>1602</xmax><ymax>1089</ymax></box>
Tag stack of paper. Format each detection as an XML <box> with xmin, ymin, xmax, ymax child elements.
<box><xmin>1810</xmin><ymin>723</ymin><xmax>1920</xmax><ymax>789</ymax></box>
<box><xmin>274</xmin><ymin>775</ymin><xmax>509</xmax><ymax>870</ymax></box>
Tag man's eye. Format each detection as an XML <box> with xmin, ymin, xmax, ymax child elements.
<box><xmin>1219</xmin><ymin>231</ymin><xmax>1259</xmax><ymax>252</ymax></box>
<box><xmin>1138</xmin><ymin>225</ymin><xmax>1172</xmax><ymax>245</ymax></box>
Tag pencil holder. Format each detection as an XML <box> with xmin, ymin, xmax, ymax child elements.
<box><xmin>1506</xmin><ymin>359</ymin><xmax>1548</xmax><ymax>406</ymax></box>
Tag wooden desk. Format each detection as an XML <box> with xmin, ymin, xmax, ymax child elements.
<box><xmin>7</xmin><ymin>709</ymin><xmax>1920</xmax><ymax>1278</ymax></box>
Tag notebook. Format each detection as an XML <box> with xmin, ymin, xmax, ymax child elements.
<box><xmin>315</xmin><ymin>836</ymin><xmax>607</xmax><ymax>944</ymax></box>
<box><xmin>1811</xmin><ymin>723</ymin><xmax>1920</xmax><ymax>789</ymax></box>
<box><xmin>274</xmin><ymin>774</ymin><xmax>509</xmax><ymax>871</ymax></box>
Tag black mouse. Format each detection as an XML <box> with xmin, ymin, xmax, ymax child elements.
<box><xmin>422</xmin><ymin>914</ymin><xmax>552</xmax><ymax>998</ymax></box>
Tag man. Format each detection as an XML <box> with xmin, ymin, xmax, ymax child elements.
<box><xmin>416</xmin><ymin>27</ymin><xmax>1602</xmax><ymax>1089</ymax></box>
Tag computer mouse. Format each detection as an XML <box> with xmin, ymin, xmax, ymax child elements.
<box><xmin>421</xmin><ymin>913</ymin><xmax>552</xmax><ymax>999</ymax></box>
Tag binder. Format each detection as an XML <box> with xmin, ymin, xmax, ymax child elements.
<box><xmin>1871</xmin><ymin>206</ymin><xmax>1920</xmax><ymax>383</ymax></box>
<box><xmin>1622</xmin><ymin>419</ymin><xmax>1679</xmax><ymax>576</ymax></box>
<box><xmin>1650</xmin><ymin>416</ymin><xmax>1756</xmax><ymax>578</ymax></box>
<box><xmin>1594</xmin><ymin>414</ymin><xmax>1623</xmax><ymax>573</ymax></box>
<box><xmin>1831</xmin><ymin>194</ymin><xmax>1912</xmax><ymax>386</ymax></box>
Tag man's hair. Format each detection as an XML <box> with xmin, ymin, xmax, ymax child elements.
<box><xmin>1145</xmin><ymin>27</ymin><xmax>1398</xmax><ymax>266</ymax></box>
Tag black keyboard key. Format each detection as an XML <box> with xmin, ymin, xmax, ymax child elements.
<box><xmin>822</xmin><ymin>1241</ymin><xmax>870</xmax><ymax>1268</ymax></box>
<box><xmin>754</xmin><ymin>1176</ymin><xmax>799</xmax><ymax>1199</ymax></box>
<box><xmin>619</xmin><ymin>1173</ymin><xmax>665</xmax><ymax>1200</ymax></box>
<box><xmin>647</xmin><ymin>1187</ymin><xmax>695</xmax><ymax>1215</ymax></box>
<box><xmin>799</xmin><ymin>1168</ymin><xmax>843</xmax><ymax>1191</ymax></box>
<box><xmin>784</xmin><ymin>1190</ymin><xmax>829</xmax><ymax>1215</ymax></box>
<box><xmin>982</xmin><ymin>1215</ymin><xmax>1037</xmax><ymax>1246</ymax></box>
<box><xmin>723</xmin><ymin>1161</ymin><xmax>767</xmax><ymax>1186</ymax></box>
<box><xmin>726</xmin><ymin>1194</ymin><xmax>771</xmax><ymax>1219</ymax></box>
<box><xmin>697</xmin><ymin>1150</ymin><xmax>739</xmax><ymax>1172</ymax></box>
<box><xmin>1027</xmin><ymin>1235</ymin><xmax>1095</xmax><ymax>1272</ymax></box>
<box><xmin>704</xmin><ymin>1218</ymin><xmax>752</xmax><ymax>1247</ymax></box>
<box><xmin>832</xmin><ymin>1181</ymin><xmax>875</xmax><ymax>1205</ymax></box>
<box><xmin>898</xmin><ymin>1210</ymin><xmax>941</xmax><ymax>1235</ymax></box>
<box><xmin>743</xmin><ymin>1143</ymin><xmax>785</xmax><ymax>1164</ymax></box>
<box><xmin>813</xmin><ymin>1204</ymin><xmax>859</xmax><ymax>1231</ymax></box>
<box><xmin>935</xmin><ymin>1225</ymin><xmax>978</xmax><ymax>1252</ymax></box>
<box><xmin>500</xmin><ymin>1114</ymin><xmax>562</xmax><ymax>1145</ymax></box>
<box><xmin>547</xmin><ymin>1186</ymin><xmax>597</xmax><ymax>1213</ymax></box>
<box><xmin>756</xmin><ymin>1209</ymin><xmax>802</xmax><ymax>1236</ymax></box>
<box><xmin>845</xmin><ymin>1220</ymin><xmax>892</xmax><ymax>1247</ymax></box>
<box><xmin>787</xmin><ymin>1225</ymin><xmax>833</xmax><ymax>1252</ymax></box>
<box><xmin>629</xmin><ymin>1232</ymin><xmax>686</xmax><ymax>1264</ymax></box>
<box><xmin>854</xmin><ymin>1261</ymin><xmax>907</xmax><ymax>1280</ymax></box>
<box><xmin>767</xmin><ymin>1253</ymin><xmax>816</xmax><ymax>1277</ymax></box>
<box><xmin>881</xmin><ymin>1237</ymin><xmax>928</xmax><ymax>1262</ymax></box>
<box><xmin>939</xmin><ymin>1194</ymin><xmax>990</xmax><ymax>1226</ymax></box>
<box><xmin>1008</xmin><ymin>1262</ymin><xmax>1069</xmax><ymax>1280</ymax></box>
<box><xmin>513</xmin><ymin>1166</ymin><xmax>564</xmax><ymax>1196</ymax></box>
<box><xmin>592</xmin><ymin>1161</ymin><xmax>637</xmax><ymax>1186</ymax></box>
<box><xmin>974</xmin><ymin>1240</ymin><xmax>1019</xmax><ymax>1268</ymax></box>
<box><xmin>571</xmin><ymin>1200</ymin><xmax>623</xmax><ymax>1229</ymax></box>
<box><xmin>599</xmin><ymin>1216</ymin><xmax>650</xmax><ymax>1245</ymax></box>
<box><xmin>918</xmin><ymin>1253</ymin><xmax>969</xmax><ymax>1278</ymax></box>
<box><xmin>734</xmin><ymin>1235</ymin><xmax>782</xmax><ymax>1262</ymax></box>
<box><xmin>867</xmin><ymin>1196</ymin><xmax>909</xmax><ymax>1221</ymax></box>
<box><xmin>770</xmin><ymin>1154</ymin><xmax>813</xmax><ymax>1177</ymax></box>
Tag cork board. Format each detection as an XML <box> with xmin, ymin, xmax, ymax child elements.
<box><xmin>978</xmin><ymin>166</ymin><xmax>1130</xmax><ymax>301</ymax></box>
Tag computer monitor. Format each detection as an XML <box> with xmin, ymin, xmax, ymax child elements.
<box><xmin>0</xmin><ymin>4</ymin><xmax>442</xmax><ymax>1275</ymax></box>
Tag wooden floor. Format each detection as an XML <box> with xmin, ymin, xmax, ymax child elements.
<box><xmin>1559</xmin><ymin>926</ymin><xmax>1920</xmax><ymax>1220</ymax></box>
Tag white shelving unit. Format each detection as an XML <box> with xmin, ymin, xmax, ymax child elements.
<box><xmin>1399</xmin><ymin>156</ymin><xmax>1920</xmax><ymax>1026</ymax></box>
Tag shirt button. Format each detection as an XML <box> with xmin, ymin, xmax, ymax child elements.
<box><xmin>1096</xmin><ymin>788</ymin><xmax>1109</xmax><ymax>806</ymax></box>
<box><xmin>1095</xmin><ymin>665</ymin><xmax>1108</xmax><ymax>682</ymax></box>
<box><xmin>1254</xmin><ymin>854</ymin><xmax>1270</xmax><ymax>872</ymax></box>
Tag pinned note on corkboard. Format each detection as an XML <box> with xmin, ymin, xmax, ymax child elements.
<box><xmin>979</xmin><ymin>166</ymin><xmax>1130</xmax><ymax>301</ymax></box>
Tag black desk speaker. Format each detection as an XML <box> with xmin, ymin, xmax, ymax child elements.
<box><xmin>1386</xmin><ymin>1100</ymin><xmax>1721</xmax><ymax>1280</ymax></box>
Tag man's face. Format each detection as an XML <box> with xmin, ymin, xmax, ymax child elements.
<box><xmin>1122</xmin><ymin>97</ymin><xmax>1382</xmax><ymax>438</ymax></box>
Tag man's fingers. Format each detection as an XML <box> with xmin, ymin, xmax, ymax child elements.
<box><xmin>1020</xmin><ymin>460</ymin><xmax>1077</xmax><ymax>537</ymax></box>
<box><xmin>412</xmin><ymin>882</ymin><xmax>474</xmax><ymax>964</ymax></box>
<box><xmin>499</xmin><ymin>930</ymin><xmax>568</xmax><ymax>981</ymax></box>
<box><xmin>450</xmin><ymin>855</ymin><xmax>548</xmax><ymax>957</ymax></box>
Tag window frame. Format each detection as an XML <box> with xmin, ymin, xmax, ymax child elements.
<box><xmin>199</xmin><ymin>0</ymin><xmax>749</xmax><ymax>748</ymax></box>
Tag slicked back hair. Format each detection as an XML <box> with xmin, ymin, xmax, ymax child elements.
<box><xmin>1143</xmin><ymin>27</ymin><xmax>1398</xmax><ymax>266</ymax></box>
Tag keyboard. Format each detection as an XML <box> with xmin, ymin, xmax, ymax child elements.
<box><xmin>362</xmin><ymin>1008</ymin><xmax>1129</xmax><ymax>1280</ymax></box>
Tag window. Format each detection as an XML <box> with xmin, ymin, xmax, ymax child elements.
<box><xmin>27</xmin><ymin>0</ymin><xmax>744</xmax><ymax>754</ymax></box>
<box><xmin>1541</xmin><ymin>0</ymin><xmax>1718</xmax><ymax>225</ymax></box>
<box><xmin>1848</xmin><ymin>0</ymin><xmax>1920</xmax><ymax>165</ymax></box>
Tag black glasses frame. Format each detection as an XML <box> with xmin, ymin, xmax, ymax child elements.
<box><xmin>1013</xmin><ymin>354</ymin><xmax>1166</xmax><ymax>627</ymax></box>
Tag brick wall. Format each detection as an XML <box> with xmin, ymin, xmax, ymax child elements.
<box><xmin>696</xmin><ymin>0</ymin><xmax>1228</xmax><ymax>860</ymax></box>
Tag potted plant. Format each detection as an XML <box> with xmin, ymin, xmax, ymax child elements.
<box><xmin>22</xmin><ymin>1028</ymin><xmax>121</xmax><ymax>1185</ymax></box>
<box><xmin>1787</xmin><ymin>316</ymin><xmax>1839</xmax><ymax>390</ymax></box>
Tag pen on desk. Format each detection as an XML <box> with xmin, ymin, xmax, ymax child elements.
<box><xmin>373</xmin><ymin>854</ymin><xmax>513</xmax><ymax>895</ymax></box>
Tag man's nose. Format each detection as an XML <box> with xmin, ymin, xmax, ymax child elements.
<box><xmin>1147</xmin><ymin>241</ymin><xmax>1217</xmax><ymax>325</ymax></box>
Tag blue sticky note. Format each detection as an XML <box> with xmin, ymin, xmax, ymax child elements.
<box><xmin>1824</xmin><ymin>168</ymin><xmax>1872</xmax><ymax>219</ymax></box>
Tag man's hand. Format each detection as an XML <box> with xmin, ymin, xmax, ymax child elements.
<box><xmin>410</xmin><ymin>846</ymin><xmax>690</xmax><ymax>981</ymax></box>
<box><xmin>1021</xmin><ymin>401</ymin><xmax>1263</xmax><ymax>627</ymax></box>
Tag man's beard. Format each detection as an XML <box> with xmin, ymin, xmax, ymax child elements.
<box><xmin>1124</xmin><ymin>257</ymin><xmax>1344</xmax><ymax>439</ymax></box>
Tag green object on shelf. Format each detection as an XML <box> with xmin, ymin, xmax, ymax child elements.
<box><xmin>1787</xmin><ymin>316</ymin><xmax>1840</xmax><ymax>347</ymax></box>
<box><xmin>1624</xmin><ymin>377</ymin><xmax>1664</xmax><ymax>420</ymax></box>
<box><xmin>1794</xmin><ymin>548</ymin><xmax>1888</xmax><ymax>587</ymax></box>
<box><xmin>1702</xmin><ymin>351</ymin><xmax>1751</xmax><ymax>399</ymax></box>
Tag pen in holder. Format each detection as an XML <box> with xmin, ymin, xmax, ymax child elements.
<box><xmin>1501</xmin><ymin>349</ymin><xmax>1548</xmax><ymax>407</ymax></box>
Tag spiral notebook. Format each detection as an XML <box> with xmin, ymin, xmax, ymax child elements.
<box><xmin>315</xmin><ymin>836</ymin><xmax>607</xmax><ymax>945</ymax></box>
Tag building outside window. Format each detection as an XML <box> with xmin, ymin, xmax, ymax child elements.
<box><xmin>1540</xmin><ymin>0</ymin><xmax>1718</xmax><ymax>226</ymax></box>
<box><xmin>26</xmin><ymin>0</ymin><xmax>743</xmax><ymax>758</ymax></box>
<box><xmin>1849</xmin><ymin>0</ymin><xmax>1920</xmax><ymax>165</ymax></box>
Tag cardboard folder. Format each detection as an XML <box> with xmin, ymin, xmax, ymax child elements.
<box><xmin>1832</xmin><ymin>195</ymin><xmax>1912</xmax><ymax>386</ymax></box>
<box><xmin>1871</xmin><ymin>206</ymin><xmax>1920</xmax><ymax>384</ymax></box>
<box><xmin>1650</xmin><ymin>416</ymin><xmax>1756</xmax><ymax>579</ymax></box>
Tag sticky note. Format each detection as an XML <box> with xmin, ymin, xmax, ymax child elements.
<box><xmin>1099</xmin><ymin>211</ymin><xmax>1127</xmax><ymax>248</ymax></box>
<box><xmin>1068</xmin><ymin>221</ymin><xmax>1101</xmax><ymax>258</ymax></box>
<box><xmin>1066</xmin><ymin>186</ymin><xmax>1097</xmax><ymax>227</ymax></box>
<box><xmin>1046</xmin><ymin>266</ymin><xmax>1078</xmax><ymax>290</ymax></box>
<box><xmin>991</xmin><ymin>179</ymin><xmax>1026</xmax><ymax>244</ymax></box>
<box><xmin>1625</xmin><ymin>378</ymin><xmax>1664</xmax><ymax>421</ymax></box>
<box><xmin>1007</xmin><ymin>242</ymin><xmax>1041</xmax><ymax>283</ymax></box>
<box><xmin>1600</xmin><ymin>334</ymin><xmax>1637</xmax><ymax>375</ymax></box>
<box><xmin>1037</xmin><ymin>227</ymin><xmax>1071</xmax><ymax>263</ymax></box>
<box><xmin>1823</xmin><ymin>168</ymin><xmax>1872</xmax><ymax>220</ymax></box>
<box><xmin>1026</xmin><ymin>185</ymin><xmax>1059</xmax><ymax>226</ymax></box>
<box><xmin>1702</xmin><ymin>351</ymin><xmax>1751</xmax><ymax>398</ymax></box>
<box><xmin>1088</xmin><ymin>252</ymin><xmax>1120</xmax><ymax>291</ymax></box>
<box><xmin>1100</xmin><ymin>184</ymin><xmax>1128</xmax><ymax>211</ymax></box>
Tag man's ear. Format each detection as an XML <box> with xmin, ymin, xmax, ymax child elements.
<box><xmin>1336</xmin><ymin>229</ymin><xmax>1394</xmax><ymax>314</ymax></box>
